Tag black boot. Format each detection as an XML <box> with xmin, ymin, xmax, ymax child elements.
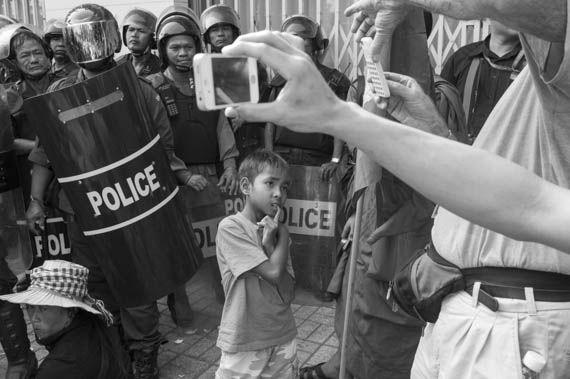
<box><xmin>0</xmin><ymin>301</ymin><xmax>38</xmax><ymax>379</ymax></box>
<box><xmin>132</xmin><ymin>347</ymin><xmax>159</xmax><ymax>379</ymax></box>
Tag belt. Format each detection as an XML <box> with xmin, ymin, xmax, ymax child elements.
<box><xmin>463</xmin><ymin>267</ymin><xmax>570</xmax><ymax>312</ymax></box>
<box><xmin>466</xmin><ymin>284</ymin><xmax>570</xmax><ymax>312</ymax></box>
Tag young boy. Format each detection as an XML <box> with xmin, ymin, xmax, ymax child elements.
<box><xmin>215</xmin><ymin>150</ymin><xmax>298</xmax><ymax>378</ymax></box>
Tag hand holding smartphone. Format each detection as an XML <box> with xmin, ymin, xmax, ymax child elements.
<box><xmin>193</xmin><ymin>53</ymin><xmax>259</xmax><ymax>111</ymax></box>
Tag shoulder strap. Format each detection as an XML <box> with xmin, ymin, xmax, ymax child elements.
<box><xmin>462</xmin><ymin>57</ymin><xmax>481</xmax><ymax>126</ymax></box>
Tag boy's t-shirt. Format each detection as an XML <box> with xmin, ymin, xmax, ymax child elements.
<box><xmin>216</xmin><ymin>212</ymin><xmax>297</xmax><ymax>353</ymax></box>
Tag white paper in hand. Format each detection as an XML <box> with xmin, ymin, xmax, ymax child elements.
<box><xmin>361</xmin><ymin>37</ymin><xmax>390</xmax><ymax>98</ymax></box>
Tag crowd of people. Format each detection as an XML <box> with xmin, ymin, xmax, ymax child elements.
<box><xmin>1</xmin><ymin>0</ymin><xmax>569</xmax><ymax>378</ymax></box>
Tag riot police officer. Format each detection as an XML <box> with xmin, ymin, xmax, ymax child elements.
<box><xmin>0</xmin><ymin>22</ymin><xmax>56</xmax><ymax>379</ymax></box>
<box><xmin>116</xmin><ymin>8</ymin><xmax>161</xmax><ymax>77</ymax></box>
<box><xmin>265</xmin><ymin>15</ymin><xmax>350</xmax><ymax>181</ymax></box>
<box><xmin>200</xmin><ymin>4</ymin><xmax>269</xmax><ymax>159</ymax></box>
<box><xmin>148</xmin><ymin>6</ymin><xmax>239</xmax><ymax>304</ymax></box>
<box><xmin>43</xmin><ymin>19</ymin><xmax>79</xmax><ymax>79</ymax></box>
<box><xmin>201</xmin><ymin>4</ymin><xmax>240</xmax><ymax>53</ymax></box>
<box><xmin>25</xmin><ymin>5</ymin><xmax>202</xmax><ymax>378</ymax></box>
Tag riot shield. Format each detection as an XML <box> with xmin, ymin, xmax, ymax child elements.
<box><xmin>279</xmin><ymin>165</ymin><xmax>340</xmax><ymax>298</ymax></box>
<box><xmin>22</xmin><ymin>63</ymin><xmax>202</xmax><ymax>307</ymax></box>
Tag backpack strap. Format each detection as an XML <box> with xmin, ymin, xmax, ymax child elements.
<box><xmin>462</xmin><ymin>58</ymin><xmax>481</xmax><ymax>127</ymax></box>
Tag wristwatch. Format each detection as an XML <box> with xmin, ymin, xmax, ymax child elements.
<box><xmin>330</xmin><ymin>157</ymin><xmax>340</xmax><ymax>164</ymax></box>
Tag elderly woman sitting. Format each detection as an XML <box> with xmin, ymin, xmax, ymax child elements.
<box><xmin>0</xmin><ymin>260</ymin><xmax>126</xmax><ymax>379</ymax></box>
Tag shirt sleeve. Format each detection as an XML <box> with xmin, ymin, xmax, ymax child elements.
<box><xmin>217</xmin><ymin>217</ymin><xmax>268</xmax><ymax>279</ymax></box>
<box><xmin>216</xmin><ymin>112</ymin><xmax>238</xmax><ymax>169</ymax></box>
<box><xmin>521</xmin><ymin>0</ymin><xmax>570</xmax><ymax>89</ymax></box>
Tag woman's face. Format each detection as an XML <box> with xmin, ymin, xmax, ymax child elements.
<box><xmin>27</xmin><ymin>305</ymin><xmax>73</xmax><ymax>340</ymax></box>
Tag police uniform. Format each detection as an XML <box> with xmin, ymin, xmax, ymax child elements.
<box><xmin>50</xmin><ymin>60</ymin><xmax>79</xmax><ymax>80</ymax></box>
<box><xmin>269</xmin><ymin>61</ymin><xmax>350</xmax><ymax>165</ymax></box>
<box><xmin>116</xmin><ymin>53</ymin><xmax>161</xmax><ymax>77</ymax></box>
<box><xmin>147</xmin><ymin>72</ymin><xmax>238</xmax><ymax>181</ymax></box>
<box><xmin>28</xmin><ymin>66</ymin><xmax>192</xmax><ymax>358</ymax></box>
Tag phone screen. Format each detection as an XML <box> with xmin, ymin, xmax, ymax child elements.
<box><xmin>212</xmin><ymin>57</ymin><xmax>252</xmax><ymax>106</ymax></box>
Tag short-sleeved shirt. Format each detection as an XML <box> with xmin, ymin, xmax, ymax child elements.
<box><xmin>441</xmin><ymin>36</ymin><xmax>525</xmax><ymax>141</ymax></box>
<box><xmin>432</xmin><ymin>2</ymin><xmax>570</xmax><ymax>275</ymax></box>
<box><xmin>216</xmin><ymin>212</ymin><xmax>297</xmax><ymax>353</ymax></box>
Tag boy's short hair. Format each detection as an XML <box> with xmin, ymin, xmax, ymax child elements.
<box><xmin>238</xmin><ymin>149</ymin><xmax>289</xmax><ymax>183</ymax></box>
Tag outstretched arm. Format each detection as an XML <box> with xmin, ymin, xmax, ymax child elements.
<box><xmin>222</xmin><ymin>31</ymin><xmax>570</xmax><ymax>253</ymax></box>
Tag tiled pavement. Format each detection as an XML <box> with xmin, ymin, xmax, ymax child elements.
<box><xmin>0</xmin><ymin>265</ymin><xmax>339</xmax><ymax>378</ymax></box>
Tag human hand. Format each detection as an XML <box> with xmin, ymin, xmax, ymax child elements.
<box><xmin>319</xmin><ymin>161</ymin><xmax>339</xmax><ymax>182</ymax></box>
<box><xmin>222</xmin><ymin>31</ymin><xmax>345</xmax><ymax>134</ymax></box>
<box><xmin>345</xmin><ymin>0</ymin><xmax>410</xmax><ymax>60</ymax></box>
<box><xmin>375</xmin><ymin>72</ymin><xmax>448</xmax><ymax>135</ymax></box>
<box><xmin>185</xmin><ymin>174</ymin><xmax>209</xmax><ymax>191</ymax></box>
<box><xmin>26</xmin><ymin>200</ymin><xmax>45</xmax><ymax>235</ymax></box>
<box><xmin>217</xmin><ymin>167</ymin><xmax>238</xmax><ymax>195</ymax></box>
<box><xmin>258</xmin><ymin>206</ymin><xmax>281</xmax><ymax>251</ymax></box>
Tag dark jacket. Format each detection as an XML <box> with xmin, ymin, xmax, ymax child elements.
<box><xmin>36</xmin><ymin>311</ymin><xmax>125</xmax><ymax>379</ymax></box>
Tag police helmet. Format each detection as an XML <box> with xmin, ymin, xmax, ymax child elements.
<box><xmin>44</xmin><ymin>19</ymin><xmax>65</xmax><ymax>43</ymax></box>
<box><xmin>156</xmin><ymin>6</ymin><xmax>202</xmax><ymax>68</ymax></box>
<box><xmin>63</xmin><ymin>4</ymin><xmax>121</xmax><ymax>65</ymax></box>
<box><xmin>0</xmin><ymin>15</ymin><xmax>18</xmax><ymax>30</ymax></box>
<box><xmin>200</xmin><ymin>5</ymin><xmax>240</xmax><ymax>44</ymax></box>
<box><xmin>281</xmin><ymin>15</ymin><xmax>328</xmax><ymax>51</ymax></box>
<box><xmin>0</xmin><ymin>23</ymin><xmax>52</xmax><ymax>61</ymax></box>
<box><xmin>121</xmin><ymin>8</ymin><xmax>157</xmax><ymax>50</ymax></box>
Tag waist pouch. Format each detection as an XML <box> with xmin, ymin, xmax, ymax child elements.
<box><xmin>390</xmin><ymin>243</ymin><xmax>465</xmax><ymax>323</ymax></box>
<box><xmin>391</xmin><ymin>243</ymin><xmax>570</xmax><ymax>323</ymax></box>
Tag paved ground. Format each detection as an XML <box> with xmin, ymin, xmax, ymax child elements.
<box><xmin>0</xmin><ymin>265</ymin><xmax>338</xmax><ymax>378</ymax></box>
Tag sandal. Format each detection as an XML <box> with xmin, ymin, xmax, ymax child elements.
<box><xmin>299</xmin><ymin>362</ymin><xmax>331</xmax><ymax>379</ymax></box>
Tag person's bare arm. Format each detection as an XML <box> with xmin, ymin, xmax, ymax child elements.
<box><xmin>26</xmin><ymin>164</ymin><xmax>53</xmax><ymax>234</ymax></box>
<box><xmin>252</xmin><ymin>208</ymin><xmax>290</xmax><ymax>284</ymax></box>
<box><xmin>345</xmin><ymin>0</ymin><xmax>566</xmax><ymax>46</ymax></box>
<box><xmin>222</xmin><ymin>31</ymin><xmax>570</xmax><ymax>253</ymax></box>
<box><xmin>12</xmin><ymin>138</ymin><xmax>35</xmax><ymax>155</ymax></box>
<box><xmin>409</xmin><ymin>0</ymin><xmax>566</xmax><ymax>42</ymax></box>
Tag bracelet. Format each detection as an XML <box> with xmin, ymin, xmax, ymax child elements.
<box><xmin>330</xmin><ymin>157</ymin><xmax>340</xmax><ymax>164</ymax></box>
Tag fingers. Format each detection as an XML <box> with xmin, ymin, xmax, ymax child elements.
<box><xmin>229</xmin><ymin>31</ymin><xmax>301</xmax><ymax>56</ymax></box>
<box><xmin>225</xmin><ymin>102</ymin><xmax>282</xmax><ymax>124</ymax></box>
<box><xmin>223</xmin><ymin>34</ymin><xmax>309</xmax><ymax>82</ymax></box>
<box><xmin>352</xmin><ymin>13</ymin><xmax>374</xmax><ymax>41</ymax></box>
<box><xmin>228</xmin><ymin>177</ymin><xmax>238</xmax><ymax>195</ymax></box>
<box><xmin>384</xmin><ymin>72</ymin><xmax>417</xmax><ymax>88</ymax></box>
<box><xmin>273</xmin><ymin>206</ymin><xmax>281</xmax><ymax>222</ymax></box>
<box><xmin>345</xmin><ymin>1</ymin><xmax>369</xmax><ymax>17</ymax></box>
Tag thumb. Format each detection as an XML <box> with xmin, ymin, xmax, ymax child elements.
<box><xmin>225</xmin><ymin>102</ymin><xmax>280</xmax><ymax>124</ymax></box>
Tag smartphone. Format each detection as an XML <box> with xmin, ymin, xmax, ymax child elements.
<box><xmin>193</xmin><ymin>53</ymin><xmax>259</xmax><ymax>111</ymax></box>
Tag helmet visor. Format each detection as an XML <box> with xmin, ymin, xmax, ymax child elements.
<box><xmin>63</xmin><ymin>20</ymin><xmax>120</xmax><ymax>64</ymax></box>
